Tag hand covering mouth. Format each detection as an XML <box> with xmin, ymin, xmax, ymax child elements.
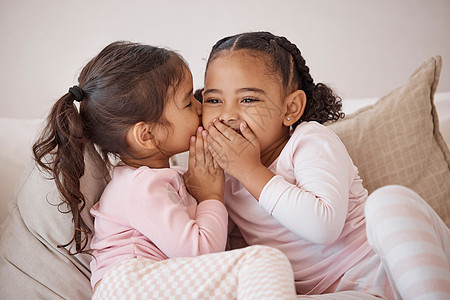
<box><xmin>231</xmin><ymin>127</ymin><xmax>242</xmax><ymax>135</ymax></box>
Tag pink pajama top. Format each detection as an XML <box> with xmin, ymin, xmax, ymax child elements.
<box><xmin>90</xmin><ymin>164</ymin><xmax>228</xmax><ymax>289</ymax></box>
<box><xmin>225</xmin><ymin>121</ymin><xmax>372</xmax><ymax>295</ymax></box>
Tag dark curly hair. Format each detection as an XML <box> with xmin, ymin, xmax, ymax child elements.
<box><xmin>198</xmin><ymin>31</ymin><xmax>344</xmax><ymax>129</ymax></box>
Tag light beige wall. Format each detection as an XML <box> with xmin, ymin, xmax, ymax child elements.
<box><xmin>1</xmin><ymin>0</ymin><xmax>449</xmax><ymax>119</ymax></box>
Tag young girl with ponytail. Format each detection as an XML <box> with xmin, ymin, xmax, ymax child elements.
<box><xmin>200</xmin><ymin>31</ymin><xmax>450</xmax><ymax>299</ymax></box>
<box><xmin>33</xmin><ymin>41</ymin><xmax>296</xmax><ymax>299</ymax></box>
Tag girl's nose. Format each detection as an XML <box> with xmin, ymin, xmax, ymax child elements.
<box><xmin>219</xmin><ymin>106</ymin><xmax>239</xmax><ymax>126</ymax></box>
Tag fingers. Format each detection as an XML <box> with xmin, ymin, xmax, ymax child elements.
<box><xmin>195</xmin><ymin>127</ymin><xmax>205</xmax><ymax>166</ymax></box>
<box><xmin>208</xmin><ymin>119</ymin><xmax>257</xmax><ymax>148</ymax></box>
<box><xmin>208</xmin><ymin>119</ymin><xmax>243</xmax><ymax>143</ymax></box>
<box><xmin>203</xmin><ymin>130</ymin><xmax>223</xmax><ymax>171</ymax></box>
<box><xmin>188</xmin><ymin>135</ymin><xmax>196</xmax><ymax>170</ymax></box>
<box><xmin>202</xmin><ymin>130</ymin><xmax>215</xmax><ymax>168</ymax></box>
<box><xmin>206</xmin><ymin>139</ymin><xmax>225</xmax><ymax>168</ymax></box>
<box><xmin>189</xmin><ymin>126</ymin><xmax>224</xmax><ymax>173</ymax></box>
<box><xmin>204</xmin><ymin>128</ymin><xmax>224</xmax><ymax>158</ymax></box>
<box><xmin>205</xmin><ymin>121</ymin><xmax>224</xmax><ymax>146</ymax></box>
<box><xmin>213</xmin><ymin>119</ymin><xmax>235</xmax><ymax>141</ymax></box>
<box><xmin>240</xmin><ymin>121</ymin><xmax>258</xmax><ymax>147</ymax></box>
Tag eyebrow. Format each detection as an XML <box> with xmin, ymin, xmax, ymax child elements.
<box><xmin>203</xmin><ymin>87</ymin><xmax>266</xmax><ymax>96</ymax></box>
<box><xmin>203</xmin><ymin>88</ymin><xmax>221</xmax><ymax>96</ymax></box>
<box><xmin>236</xmin><ymin>87</ymin><xmax>266</xmax><ymax>95</ymax></box>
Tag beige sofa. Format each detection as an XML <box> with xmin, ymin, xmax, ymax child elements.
<box><xmin>0</xmin><ymin>56</ymin><xmax>449</xmax><ymax>299</ymax></box>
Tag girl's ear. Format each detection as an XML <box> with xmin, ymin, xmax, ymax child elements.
<box><xmin>127</xmin><ymin>122</ymin><xmax>157</xmax><ymax>152</ymax></box>
<box><xmin>283</xmin><ymin>90</ymin><xmax>306</xmax><ymax>126</ymax></box>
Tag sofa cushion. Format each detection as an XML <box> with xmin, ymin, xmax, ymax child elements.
<box><xmin>328</xmin><ymin>56</ymin><xmax>450</xmax><ymax>226</ymax></box>
<box><xmin>0</xmin><ymin>149</ymin><xmax>108</xmax><ymax>299</ymax></box>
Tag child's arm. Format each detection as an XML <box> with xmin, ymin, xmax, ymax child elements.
<box><xmin>127</xmin><ymin>127</ymin><xmax>227</xmax><ymax>258</ymax></box>
<box><xmin>128</xmin><ymin>169</ymin><xmax>228</xmax><ymax>258</ymax></box>
<box><xmin>206</xmin><ymin>121</ymin><xmax>351</xmax><ymax>244</ymax></box>
<box><xmin>257</xmin><ymin>126</ymin><xmax>352</xmax><ymax>244</ymax></box>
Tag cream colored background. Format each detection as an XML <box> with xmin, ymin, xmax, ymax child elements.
<box><xmin>1</xmin><ymin>0</ymin><xmax>449</xmax><ymax>119</ymax></box>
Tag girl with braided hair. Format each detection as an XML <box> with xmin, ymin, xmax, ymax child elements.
<box><xmin>200</xmin><ymin>31</ymin><xmax>450</xmax><ymax>299</ymax></box>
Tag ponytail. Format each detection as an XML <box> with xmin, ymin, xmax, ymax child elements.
<box><xmin>299</xmin><ymin>83</ymin><xmax>344</xmax><ymax>128</ymax></box>
<box><xmin>33</xmin><ymin>91</ymin><xmax>90</xmax><ymax>254</ymax></box>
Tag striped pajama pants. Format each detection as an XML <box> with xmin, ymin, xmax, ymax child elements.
<box><xmin>297</xmin><ymin>185</ymin><xmax>450</xmax><ymax>300</ymax></box>
<box><xmin>92</xmin><ymin>245</ymin><xmax>296</xmax><ymax>299</ymax></box>
<box><xmin>364</xmin><ymin>185</ymin><xmax>450</xmax><ymax>299</ymax></box>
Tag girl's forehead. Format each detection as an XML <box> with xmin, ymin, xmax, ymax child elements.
<box><xmin>211</xmin><ymin>50</ymin><xmax>268</xmax><ymax>67</ymax></box>
<box><xmin>206</xmin><ymin>51</ymin><xmax>282</xmax><ymax>89</ymax></box>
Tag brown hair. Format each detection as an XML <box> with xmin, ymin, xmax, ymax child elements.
<box><xmin>33</xmin><ymin>41</ymin><xmax>188</xmax><ymax>254</ymax></box>
<box><xmin>200</xmin><ymin>31</ymin><xmax>344</xmax><ymax>128</ymax></box>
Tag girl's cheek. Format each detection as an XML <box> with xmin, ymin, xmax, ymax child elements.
<box><xmin>201</xmin><ymin>113</ymin><xmax>212</xmax><ymax>128</ymax></box>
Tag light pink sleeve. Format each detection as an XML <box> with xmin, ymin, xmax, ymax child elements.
<box><xmin>259</xmin><ymin>124</ymin><xmax>352</xmax><ymax>244</ymax></box>
<box><xmin>127</xmin><ymin>169</ymin><xmax>228</xmax><ymax>257</ymax></box>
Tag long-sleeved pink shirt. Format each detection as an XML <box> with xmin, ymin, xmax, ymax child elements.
<box><xmin>225</xmin><ymin>122</ymin><xmax>372</xmax><ymax>295</ymax></box>
<box><xmin>90</xmin><ymin>164</ymin><xmax>228</xmax><ymax>289</ymax></box>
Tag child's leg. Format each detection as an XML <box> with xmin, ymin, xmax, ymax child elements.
<box><xmin>296</xmin><ymin>291</ymin><xmax>385</xmax><ymax>299</ymax></box>
<box><xmin>235</xmin><ymin>245</ymin><xmax>295</xmax><ymax>299</ymax></box>
<box><xmin>365</xmin><ymin>185</ymin><xmax>450</xmax><ymax>300</ymax></box>
<box><xmin>92</xmin><ymin>245</ymin><xmax>296</xmax><ymax>300</ymax></box>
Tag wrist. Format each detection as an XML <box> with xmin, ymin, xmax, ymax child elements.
<box><xmin>198</xmin><ymin>193</ymin><xmax>224</xmax><ymax>204</ymax></box>
<box><xmin>239</xmin><ymin>165</ymin><xmax>275</xmax><ymax>200</ymax></box>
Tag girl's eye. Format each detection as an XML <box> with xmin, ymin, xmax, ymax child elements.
<box><xmin>204</xmin><ymin>99</ymin><xmax>221</xmax><ymax>104</ymax></box>
<box><xmin>241</xmin><ymin>98</ymin><xmax>259</xmax><ymax>103</ymax></box>
<box><xmin>186</xmin><ymin>101</ymin><xmax>192</xmax><ymax>108</ymax></box>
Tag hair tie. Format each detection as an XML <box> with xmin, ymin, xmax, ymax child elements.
<box><xmin>68</xmin><ymin>85</ymin><xmax>84</xmax><ymax>102</ymax></box>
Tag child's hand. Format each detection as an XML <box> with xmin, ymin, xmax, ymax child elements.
<box><xmin>205</xmin><ymin>119</ymin><xmax>276</xmax><ymax>200</ymax></box>
<box><xmin>183</xmin><ymin>127</ymin><xmax>225</xmax><ymax>204</ymax></box>
<box><xmin>205</xmin><ymin>119</ymin><xmax>261</xmax><ymax>182</ymax></box>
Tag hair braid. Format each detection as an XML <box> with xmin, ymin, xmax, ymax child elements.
<box><xmin>273</xmin><ymin>36</ymin><xmax>315</xmax><ymax>92</ymax></box>
<box><xmin>271</xmin><ymin>35</ymin><xmax>344</xmax><ymax>126</ymax></box>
